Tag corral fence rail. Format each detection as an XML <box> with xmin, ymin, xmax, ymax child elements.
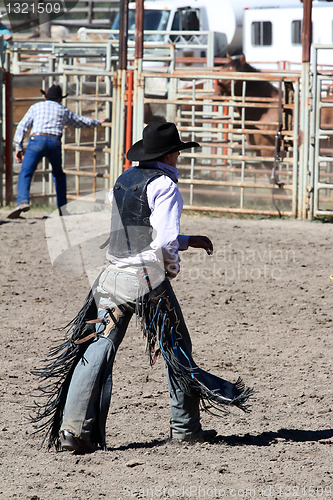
<box><xmin>1</xmin><ymin>0</ymin><xmax>121</xmax><ymax>30</ymax></box>
<box><xmin>308</xmin><ymin>44</ymin><xmax>333</xmax><ymax>218</ymax></box>
<box><xmin>1</xmin><ymin>38</ymin><xmax>333</xmax><ymax>219</ymax></box>
<box><xmin>135</xmin><ymin>68</ymin><xmax>300</xmax><ymax>217</ymax></box>
<box><xmin>4</xmin><ymin>41</ymin><xmax>119</xmax><ymax>206</ymax></box>
<box><xmin>2</xmin><ymin>38</ymin><xmax>178</xmax><ymax>206</ymax></box>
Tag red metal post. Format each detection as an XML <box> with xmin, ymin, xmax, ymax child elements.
<box><xmin>302</xmin><ymin>0</ymin><xmax>312</xmax><ymax>63</ymax></box>
<box><xmin>124</xmin><ymin>69</ymin><xmax>134</xmax><ymax>170</ymax></box>
<box><xmin>135</xmin><ymin>0</ymin><xmax>144</xmax><ymax>61</ymax></box>
<box><xmin>118</xmin><ymin>0</ymin><xmax>129</xmax><ymax>173</ymax></box>
<box><xmin>119</xmin><ymin>0</ymin><xmax>129</xmax><ymax>71</ymax></box>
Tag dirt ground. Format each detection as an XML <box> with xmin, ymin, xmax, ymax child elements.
<box><xmin>0</xmin><ymin>208</ymin><xmax>332</xmax><ymax>500</ymax></box>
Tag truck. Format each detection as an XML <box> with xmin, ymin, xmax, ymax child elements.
<box><xmin>110</xmin><ymin>0</ymin><xmax>301</xmax><ymax>59</ymax></box>
<box><xmin>242</xmin><ymin>1</ymin><xmax>333</xmax><ymax>69</ymax></box>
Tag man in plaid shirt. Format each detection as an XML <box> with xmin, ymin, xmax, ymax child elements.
<box><xmin>8</xmin><ymin>84</ymin><xmax>104</xmax><ymax>219</ymax></box>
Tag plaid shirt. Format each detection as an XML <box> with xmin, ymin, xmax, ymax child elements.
<box><xmin>14</xmin><ymin>100</ymin><xmax>101</xmax><ymax>151</ymax></box>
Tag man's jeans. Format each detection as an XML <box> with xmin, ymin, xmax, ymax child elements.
<box><xmin>17</xmin><ymin>135</ymin><xmax>67</xmax><ymax>209</ymax></box>
<box><xmin>60</xmin><ymin>266</ymin><xmax>201</xmax><ymax>445</ymax></box>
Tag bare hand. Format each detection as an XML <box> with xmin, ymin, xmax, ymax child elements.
<box><xmin>15</xmin><ymin>151</ymin><xmax>24</xmax><ymax>163</ymax></box>
<box><xmin>188</xmin><ymin>235</ymin><xmax>213</xmax><ymax>255</ymax></box>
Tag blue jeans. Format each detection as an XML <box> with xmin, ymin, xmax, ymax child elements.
<box><xmin>60</xmin><ymin>266</ymin><xmax>201</xmax><ymax>446</ymax></box>
<box><xmin>16</xmin><ymin>135</ymin><xmax>67</xmax><ymax>209</ymax></box>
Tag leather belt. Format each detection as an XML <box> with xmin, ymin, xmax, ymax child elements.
<box><xmin>31</xmin><ymin>133</ymin><xmax>61</xmax><ymax>138</ymax></box>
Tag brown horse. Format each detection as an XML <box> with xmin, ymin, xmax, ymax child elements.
<box><xmin>214</xmin><ymin>54</ymin><xmax>293</xmax><ymax>178</ymax></box>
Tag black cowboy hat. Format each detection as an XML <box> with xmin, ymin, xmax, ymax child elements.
<box><xmin>126</xmin><ymin>121</ymin><xmax>200</xmax><ymax>162</ymax></box>
<box><xmin>40</xmin><ymin>84</ymin><xmax>68</xmax><ymax>101</ymax></box>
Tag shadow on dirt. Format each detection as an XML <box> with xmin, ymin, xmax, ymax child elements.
<box><xmin>108</xmin><ymin>428</ymin><xmax>333</xmax><ymax>451</ymax></box>
<box><xmin>215</xmin><ymin>428</ymin><xmax>333</xmax><ymax>447</ymax></box>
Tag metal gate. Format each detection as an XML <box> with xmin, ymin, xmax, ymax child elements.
<box><xmin>3</xmin><ymin>39</ymin><xmax>177</xmax><ymax>207</ymax></box>
<box><xmin>136</xmin><ymin>68</ymin><xmax>300</xmax><ymax>217</ymax></box>
<box><xmin>308</xmin><ymin>44</ymin><xmax>333</xmax><ymax>218</ymax></box>
<box><xmin>0</xmin><ymin>39</ymin><xmax>3</xmax><ymax>206</ymax></box>
<box><xmin>3</xmin><ymin>39</ymin><xmax>333</xmax><ymax>219</ymax></box>
<box><xmin>6</xmin><ymin>40</ymin><xmax>124</xmax><ymax>207</ymax></box>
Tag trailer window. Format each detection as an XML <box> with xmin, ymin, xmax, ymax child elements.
<box><xmin>111</xmin><ymin>9</ymin><xmax>170</xmax><ymax>33</ymax></box>
<box><xmin>251</xmin><ymin>21</ymin><xmax>272</xmax><ymax>46</ymax></box>
<box><xmin>170</xmin><ymin>9</ymin><xmax>200</xmax><ymax>41</ymax></box>
<box><xmin>291</xmin><ymin>20</ymin><xmax>302</xmax><ymax>45</ymax></box>
<box><xmin>142</xmin><ymin>10</ymin><xmax>170</xmax><ymax>32</ymax></box>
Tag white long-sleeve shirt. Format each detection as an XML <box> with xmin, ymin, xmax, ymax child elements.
<box><xmin>106</xmin><ymin>161</ymin><xmax>189</xmax><ymax>276</ymax></box>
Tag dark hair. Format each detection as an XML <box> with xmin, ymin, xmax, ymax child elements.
<box><xmin>154</xmin><ymin>154</ymin><xmax>167</xmax><ymax>162</ymax></box>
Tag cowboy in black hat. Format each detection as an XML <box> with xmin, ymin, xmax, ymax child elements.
<box><xmin>8</xmin><ymin>84</ymin><xmax>105</xmax><ymax>219</ymax></box>
<box><xmin>40</xmin><ymin>84</ymin><xmax>68</xmax><ymax>101</ymax></box>
<box><xmin>32</xmin><ymin>121</ymin><xmax>253</xmax><ymax>453</ymax></box>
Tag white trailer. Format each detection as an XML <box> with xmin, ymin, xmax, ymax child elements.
<box><xmin>243</xmin><ymin>1</ymin><xmax>333</xmax><ymax>69</ymax></box>
<box><xmin>111</xmin><ymin>0</ymin><xmax>300</xmax><ymax>58</ymax></box>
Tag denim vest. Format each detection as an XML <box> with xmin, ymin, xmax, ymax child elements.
<box><xmin>108</xmin><ymin>166</ymin><xmax>174</xmax><ymax>258</ymax></box>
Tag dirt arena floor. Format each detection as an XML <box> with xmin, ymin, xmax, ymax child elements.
<box><xmin>0</xmin><ymin>208</ymin><xmax>332</xmax><ymax>500</ymax></box>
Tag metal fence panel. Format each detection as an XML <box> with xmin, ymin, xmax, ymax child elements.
<box><xmin>79</xmin><ymin>29</ymin><xmax>217</xmax><ymax>68</ymax></box>
<box><xmin>5</xmin><ymin>39</ymin><xmax>333</xmax><ymax>220</ymax></box>
<box><xmin>5</xmin><ymin>40</ymin><xmax>129</xmax><ymax>208</ymax></box>
<box><xmin>9</xmin><ymin>70</ymin><xmax>123</xmax><ymax>206</ymax></box>
<box><xmin>0</xmin><ymin>39</ymin><xmax>3</xmax><ymax>206</ymax></box>
<box><xmin>309</xmin><ymin>45</ymin><xmax>333</xmax><ymax>218</ymax></box>
<box><xmin>139</xmin><ymin>69</ymin><xmax>300</xmax><ymax>217</ymax></box>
